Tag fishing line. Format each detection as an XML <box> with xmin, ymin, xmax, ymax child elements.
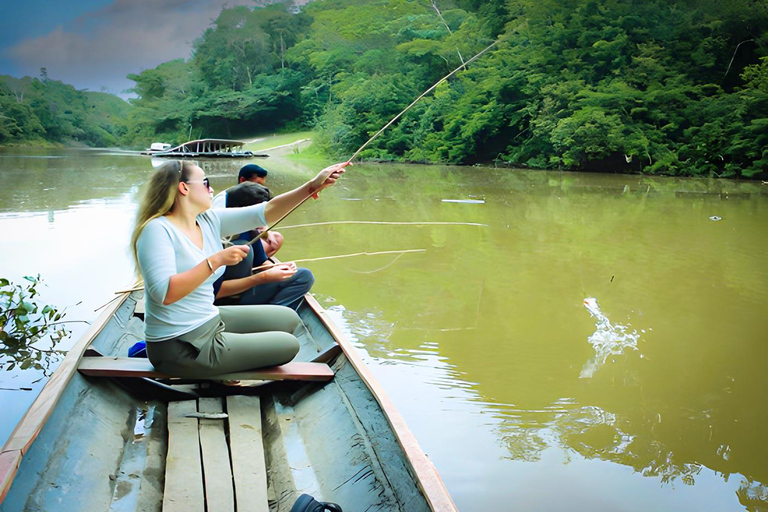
<box><xmin>349</xmin><ymin>253</ymin><xmax>406</xmax><ymax>274</ymax></box>
<box><xmin>251</xmin><ymin>248</ymin><xmax>426</xmax><ymax>272</ymax></box>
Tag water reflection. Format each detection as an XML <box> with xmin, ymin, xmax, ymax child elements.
<box><xmin>739</xmin><ymin>479</ymin><xmax>768</xmax><ymax>510</ymax></box>
<box><xmin>337</xmin><ymin>291</ymin><xmax>768</xmax><ymax>511</ymax></box>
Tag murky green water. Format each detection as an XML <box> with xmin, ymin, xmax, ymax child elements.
<box><xmin>1</xmin><ymin>147</ymin><xmax>766</xmax><ymax>511</ymax></box>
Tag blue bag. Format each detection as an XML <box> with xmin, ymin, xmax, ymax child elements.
<box><xmin>128</xmin><ymin>341</ymin><xmax>148</xmax><ymax>358</ymax></box>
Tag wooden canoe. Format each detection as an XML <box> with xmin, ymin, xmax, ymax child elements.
<box><xmin>0</xmin><ymin>291</ymin><xmax>456</xmax><ymax>511</ymax></box>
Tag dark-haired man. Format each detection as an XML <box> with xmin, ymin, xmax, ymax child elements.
<box><xmin>212</xmin><ymin>163</ymin><xmax>282</xmax><ymax>257</ymax></box>
<box><xmin>238</xmin><ymin>163</ymin><xmax>268</xmax><ymax>187</ymax></box>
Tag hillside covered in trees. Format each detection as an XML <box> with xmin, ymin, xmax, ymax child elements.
<box><xmin>2</xmin><ymin>0</ymin><xmax>767</xmax><ymax>178</ymax></box>
<box><xmin>0</xmin><ymin>73</ymin><xmax>131</xmax><ymax>147</ymax></box>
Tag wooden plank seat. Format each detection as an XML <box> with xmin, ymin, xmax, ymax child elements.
<box><xmin>164</xmin><ymin>397</ymin><xmax>268</xmax><ymax>512</ymax></box>
<box><xmin>78</xmin><ymin>357</ymin><xmax>334</xmax><ymax>382</ymax></box>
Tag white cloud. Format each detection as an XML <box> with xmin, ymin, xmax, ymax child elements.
<box><xmin>5</xmin><ymin>0</ymin><xmax>260</xmax><ymax>96</ymax></box>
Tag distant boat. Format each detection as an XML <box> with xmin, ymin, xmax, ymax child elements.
<box><xmin>141</xmin><ymin>138</ymin><xmax>265</xmax><ymax>158</ymax></box>
<box><xmin>145</xmin><ymin>142</ymin><xmax>172</xmax><ymax>153</ymax></box>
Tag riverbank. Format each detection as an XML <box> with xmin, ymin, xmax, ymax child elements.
<box><xmin>0</xmin><ymin>139</ymin><xmax>90</xmax><ymax>149</ymax></box>
<box><xmin>5</xmin><ymin>129</ymin><xmax>766</xmax><ymax>183</ymax></box>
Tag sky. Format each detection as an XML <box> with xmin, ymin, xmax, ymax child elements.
<box><xmin>0</xmin><ymin>0</ymin><xmax>262</xmax><ymax>97</ymax></box>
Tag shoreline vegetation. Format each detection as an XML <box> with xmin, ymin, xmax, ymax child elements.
<box><xmin>1</xmin><ymin>0</ymin><xmax>766</xmax><ymax>179</ymax></box>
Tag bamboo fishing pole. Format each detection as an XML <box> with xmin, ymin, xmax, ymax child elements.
<box><xmin>247</xmin><ymin>38</ymin><xmax>500</xmax><ymax>246</ymax></box>
<box><xmin>279</xmin><ymin>220</ymin><xmax>488</xmax><ymax>229</ymax></box>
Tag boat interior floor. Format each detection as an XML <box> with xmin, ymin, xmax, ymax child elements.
<box><xmin>161</xmin><ymin>396</ymin><xmax>269</xmax><ymax>512</ymax></box>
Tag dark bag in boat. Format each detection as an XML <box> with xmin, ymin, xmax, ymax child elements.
<box><xmin>290</xmin><ymin>494</ymin><xmax>342</xmax><ymax>512</ymax></box>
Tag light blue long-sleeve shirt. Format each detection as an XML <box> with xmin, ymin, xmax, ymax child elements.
<box><xmin>137</xmin><ymin>204</ymin><xmax>267</xmax><ymax>341</ymax></box>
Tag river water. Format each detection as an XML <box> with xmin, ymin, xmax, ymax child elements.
<box><xmin>1</xmin><ymin>147</ymin><xmax>766</xmax><ymax>511</ymax></box>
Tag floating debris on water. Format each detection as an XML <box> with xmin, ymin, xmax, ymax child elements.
<box><xmin>580</xmin><ymin>298</ymin><xmax>640</xmax><ymax>378</ymax></box>
<box><xmin>441</xmin><ymin>199</ymin><xmax>486</xmax><ymax>204</ymax></box>
<box><xmin>133</xmin><ymin>405</ymin><xmax>156</xmax><ymax>441</ymax></box>
<box><xmin>709</xmin><ymin>215</ymin><xmax>722</xmax><ymax>221</ymax></box>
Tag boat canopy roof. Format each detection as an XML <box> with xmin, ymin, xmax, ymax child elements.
<box><xmin>155</xmin><ymin>138</ymin><xmax>249</xmax><ymax>155</ymax></box>
<box><xmin>183</xmin><ymin>138</ymin><xmax>245</xmax><ymax>147</ymax></box>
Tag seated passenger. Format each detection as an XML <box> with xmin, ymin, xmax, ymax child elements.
<box><xmin>212</xmin><ymin>164</ymin><xmax>282</xmax><ymax>257</ymax></box>
<box><xmin>213</xmin><ymin>181</ymin><xmax>314</xmax><ymax>311</ymax></box>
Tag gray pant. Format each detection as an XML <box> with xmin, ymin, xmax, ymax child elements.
<box><xmin>146</xmin><ymin>305</ymin><xmax>301</xmax><ymax>377</ymax></box>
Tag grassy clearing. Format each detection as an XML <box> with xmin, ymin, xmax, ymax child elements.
<box><xmin>283</xmin><ymin>140</ymin><xmax>334</xmax><ymax>167</ymax></box>
<box><xmin>239</xmin><ymin>130</ymin><xmax>339</xmax><ymax>169</ymax></box>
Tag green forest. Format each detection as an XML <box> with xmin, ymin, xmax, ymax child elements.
<box><xmin>0</xmin><ymin>73</ymin><xmax>131</xmax><ymax>148</ymax></box>
<box><xmin>1</xmin><ymin>0</ymin><xmax>767</xmax><ymax>178</ymax></box>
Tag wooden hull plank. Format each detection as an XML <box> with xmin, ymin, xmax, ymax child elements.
<box><xmin>198</xmin><ymin>398</ymin><xmax>235</xmax><ymax>512</ymax></box>
<box><xmin>227</xmin><ymin>395</ymin><xmax>269</xmax><ymax>512</ymax></box>
<box><xmin>0</xmin><ymin>450</ymin><xmax>21</xmax><ymax>504</ymax></box>
<box><xmin>163</xmin><ymin>401</ymin><xmax>204</xmax><ymax>512</ymax></box>
<box><xmin>78</xmin><ymin>358</ymin><xmax>334</xmax><ymax>382</ymax></box>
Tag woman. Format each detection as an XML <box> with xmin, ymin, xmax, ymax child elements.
<box><xmin>131</xmin><ymin>159</ymin><xmax>347</xmax><ymax>377</ymax></box>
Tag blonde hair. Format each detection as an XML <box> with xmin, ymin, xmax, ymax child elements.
<box><xmin>131</xmin><ymin>160</ymin><xmax>194</xmax><ymax>276</ymax></box>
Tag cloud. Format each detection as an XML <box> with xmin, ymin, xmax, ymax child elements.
<box><xmin>4</xmin><ymin>0</ymin><xmax>259</xmax><ymax>96</ymax></box>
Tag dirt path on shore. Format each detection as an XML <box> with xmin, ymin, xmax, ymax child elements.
<box><xmin>259</xmin><ymin>138</ymin><xmax>312</xmax><ymax>153</ymax></box>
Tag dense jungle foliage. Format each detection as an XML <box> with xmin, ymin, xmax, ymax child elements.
<box><xmin>2</xmin><ymin>0</ymin><xmax>767</xmax><ymax>177</ymax></box>
<box><xmin>0</xmin><ymin>73</ymin><xmax>131</xmax><ymax>147</ymax></box>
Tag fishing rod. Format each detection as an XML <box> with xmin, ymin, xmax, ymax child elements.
<box><xmin>247</xmin><ymin>38</ymin><xmax>500</xmax><ymax>246</ymax></box>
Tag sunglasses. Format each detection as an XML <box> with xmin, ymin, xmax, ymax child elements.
<box><xmin>184</xmin><ymin>177</ymin><xmax>210</xmax><ymax>189</ymax></box>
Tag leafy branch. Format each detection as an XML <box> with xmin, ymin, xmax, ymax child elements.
<box><xmin>0</xmin><ymin>275</ymin><xmax>70</xmax><ymax>376</ymax></box>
